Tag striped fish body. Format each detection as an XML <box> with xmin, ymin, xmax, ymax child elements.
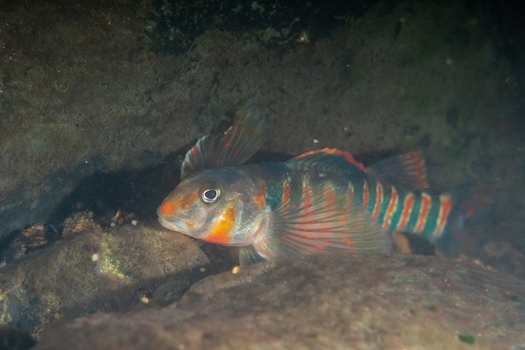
<box><xmin>157</xmin><ymin>105</ymin><xmax>482</xmax><ymax>265</ymax></box>
<box><xmin>262</xmin><ymin>152</ymin><xmax>454</xmax><ymax>244</ymax></box>
<box><xmin>233</xmin><ymin>151</ymin><xmax>456</xmax><ymax>260</ymax></box>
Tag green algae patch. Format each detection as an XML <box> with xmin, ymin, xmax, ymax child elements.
<box><xmin>426</xmin><ymin>304</ymin><xmax>437</xmax><ymax>312</ymax></box>
<box><xmin>457</xmin><ymin>334</ymin><xmax>475</xmax><ymax>345</ymax></box>
<box><xmin>307</xmin><ymin>332</ymin><xmax>318</xmax><ymax>339</ymax></box>
<box><xmin>97</xmin><ymin>233</ymin><xmax>136</xmax><ymax>282</ymax></box>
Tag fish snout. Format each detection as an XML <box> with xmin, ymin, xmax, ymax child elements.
<box><xmin>157</xmin><ymin>200</ymin><xmax>177</xmax><ymax>217</ymax></box>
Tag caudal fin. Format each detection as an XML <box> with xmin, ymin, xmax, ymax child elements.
<box><xmin>435</xmin><ymin>184</ymin><xmax>497</xmax><ymax>257</ymax></box>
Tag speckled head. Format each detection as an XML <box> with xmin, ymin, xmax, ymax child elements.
<box><xmin>157</xmin><ymin>167</ymin><xmax>268</xmax><ymax>247</ymax></box>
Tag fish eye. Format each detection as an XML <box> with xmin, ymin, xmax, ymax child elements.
<box><xmin>202</xmin><ymin>188</ymin><xmax>220</xmax><ymax>203</ymax></box>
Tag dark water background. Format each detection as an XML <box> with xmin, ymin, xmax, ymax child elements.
<box><xmin>0</xmin><ymin>0</ymin><xmax>524</xmax><ymax>347</ymax></box>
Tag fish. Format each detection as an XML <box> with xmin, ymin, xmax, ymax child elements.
<box><xmin>157</xmin><ymin>104</ymin><xmax>490</xmax><ymax>266</ymax></box>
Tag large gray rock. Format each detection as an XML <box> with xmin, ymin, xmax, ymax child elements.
<box><xmin>0</xmin><ymin>224</ymin><xmax>210</xmax><ymax>339</ymax></box>
<box><xmin>35</xmin><ymin>254</ymin><xmax>525</xmax><ymax>349</ymax></box>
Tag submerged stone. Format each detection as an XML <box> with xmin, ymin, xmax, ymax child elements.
<box><xmin>34</xmin><ymin>254</ymin><xmax>525</xmax><ymax>349</ymax></box>
<box><xmin>0</xmin><ymin>225</ymin><xmax>211</xmax><ymax>339</ymax></box>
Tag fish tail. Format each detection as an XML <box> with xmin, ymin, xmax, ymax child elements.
<box><xmin>434</xmin><ymin>184</ymin><xmax>497</xmax><ymax>257</ymax></box>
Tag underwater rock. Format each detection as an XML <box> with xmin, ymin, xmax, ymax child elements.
<box><xmin>61</xmin><ymin>211</ymin><xmax>100</xmax><ymax>238</ymax></box>
<box><xmin>34</xmin><ymin>254</ymin><xmax>525</xmax><ymax>349</ymax></box>
<box><xmin>6</xmin><ymin>225</ymin><xmax>56</xmax><ymax>261</ymax></box>
<box><xmin>0</xmin><ymin>225</ymin><xmax>211</xmax><ymax>339</ymax></box>
<box><xmin>0</xmin><ymin>326</ymin><xmax>36</xmax><ymax>350</ymax></box>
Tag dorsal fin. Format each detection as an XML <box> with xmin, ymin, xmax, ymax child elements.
<box><xmin>369</xmin><ymin>151</ymin><xmax>428</xmax><ymax>190</ymax></box>
<box><xmin>290</xmin><ymin>148</ymin><xmax>365</xmax><ymax>171</ymax></box>
<box><xmin>181</xmin><ymin>103</ymin><xmax>267</xmax><ymax>178</ymax></box>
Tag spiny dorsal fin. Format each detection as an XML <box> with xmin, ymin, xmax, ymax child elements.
<box><xmin>290</xmin><ymin>148</ymin><xmax>365</xmax><ymax>171</ymax></box>
<box><xmin>369</xmin><ymin>151</ymin><xmax>428</xmax><ymax>190</ymax></box>
<box><xmin>181</xmin><ymin>103</ymin><xmax>267</xmax><ymax>178</ymax></box>
<box><xmin>285</xmin><ymin>148</ymin><xmax>365</xmax><ymax>178</ymax></box>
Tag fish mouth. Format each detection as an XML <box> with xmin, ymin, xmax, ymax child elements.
<box><xmin>158</xmin><ymin>215</ymin><xmax>187</xmax><ymax>233</ymax></box>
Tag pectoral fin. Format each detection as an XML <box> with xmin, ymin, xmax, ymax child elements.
<box><xmin>239</xmin><ymin>246</ymin><xmax>267</xmax><ymax>267</ymax></box>
<box><xmin>252</xmin><ymin>181</ymin><xmax>390</xmax><ymax>260</ymax></box>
